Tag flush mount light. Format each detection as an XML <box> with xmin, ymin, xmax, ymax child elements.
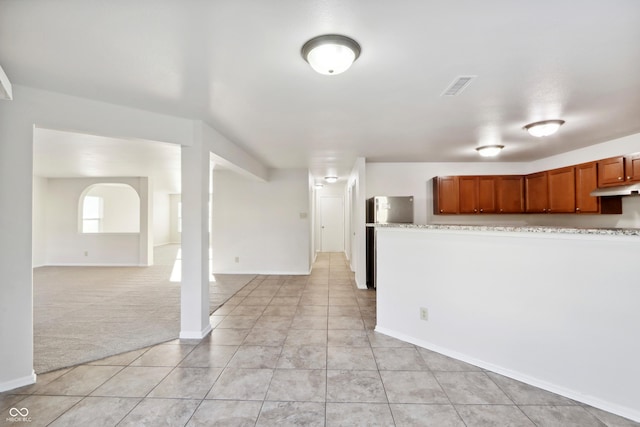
<box><xmin>523</xmin><ymin>119</ymin><xmax>565</xmax><ymax>137</ymax></box>
<box><xmin>301</xmin><ymin>34</ymin><xmax>361</xmax><ymax>75</ymax></box>
<box><xmin>314</xmin><ymin>183</ymin><xmax>324</xmax><ymax>188</ymax></box>
<box><xmin>324</xmin><ymin>176</ymin><xmax>339</xmax><ymax>183</ymax></box>
<box><xmin>476</xmin><ymin>145</ymin><xmax>504</xmax><ymax>157</ymax></box>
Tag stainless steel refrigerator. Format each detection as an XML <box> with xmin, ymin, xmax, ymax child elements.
<box><xmin>366</xmin><ymin>196</ymin><xmax>414</xmax><ymax>288</ymax></box>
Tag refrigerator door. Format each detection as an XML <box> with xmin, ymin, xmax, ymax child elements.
<box><xmin>374</xmin><ymin>196</ymin><xmax>413</xmax><ymax>224</ymax></box>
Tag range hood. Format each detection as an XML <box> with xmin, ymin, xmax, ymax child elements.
<box><xmin>590</xmin><ymin>183</ymin><xmax>640</xmax><ymax>197</ymax></box>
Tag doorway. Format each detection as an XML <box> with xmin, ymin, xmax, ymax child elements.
<box><xmin>320</xmin><ymin>196</ymin><xmax>344</xmax><ymax>252</ymax></box>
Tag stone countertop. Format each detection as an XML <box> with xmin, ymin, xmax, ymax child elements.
<box><xmin>367</xmin><ymin>223</ymin><xmax>640</xmax><ymax>236</ymax></box>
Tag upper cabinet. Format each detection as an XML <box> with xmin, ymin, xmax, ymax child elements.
<box><xmin>496</xmin><ymin>176</ymin><xmax>525</xmax><ymax>213</ymax></box>
<box><xmin>433</xmin><ymin>176</ymin><xmax>459</xmax><ymax>214</ymax></box>
<box><xmin>597</xmin><ymin>154</ymin><xmax>640</xmax><ymax>187</ymax></box>
<box><xmin>547</xmin><ymin>166</ymin><xmax>576</xmax><ymax>213</ymax></box>
<box><xmin>432</xmin><ymin>151</ymin><xmax>635</xmax><ymax>216</ymax></box>
<box><xmin>625</xmin><ymin>153</ymin><xmax>640</xmax><ymax>182</ymax></box>
<box><xmin>575</xmin><ymin>162</ymin><xmax>600</xmax><ymax>213</ymax></box>
<box><xmin>458</xmin><ymin>176</ymin><xmax>497</xmax><ymax>214</ymax></box>
<box><xmin>598</xmin><ymin>156</ymin><xmax>626</xmax><ymax>187</ymax></box>
<box><xmin>525</xmin><ymin>172</ymin><xmax>549</xmax><ymax>213</ymax></box>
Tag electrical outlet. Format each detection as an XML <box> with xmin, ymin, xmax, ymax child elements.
<box><xmin>234</xmin><ymin>256</ymin><xmax>239</xmax><ymax>263</ymax></box>
<box><xmin>420</xmin><ymin>307</ymin><xmax>428</xmax><ymax>321</ymax></box>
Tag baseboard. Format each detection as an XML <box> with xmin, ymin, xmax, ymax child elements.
<box><xmin>374</xmin><ymin>326</ymin><xmax>640</xmax><ymax>423</ymax></box>
<box><xmin>0</xmin><ymin>371</ymin><xmax>36</xmax><ymax>393</ymax></box>
<box><xmin>179</xmin><ymin>323</ymin><xmax>212</xmax><ymax>340</ymax></box>
<box><xmin>43</xmin><ymin>263</ymin><xmax>141</xmax><ymax>267</ymax></box>
<box><xmin>213</xmin><ymin>270</ymin><xmax>311</xmax><ymax>275</ymax></box>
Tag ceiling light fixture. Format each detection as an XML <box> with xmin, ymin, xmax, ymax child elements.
<box><xmin>314</xmin><ymin>183</ymin><xmax>324</xmax><ymax>188</ymax></box>
<box><xmin>523</xmin><ymin>119</ymin><xmax>565</xmax><ymax>137</ymax></box>
<box><xmin>301</xmin><ymin>34</ymin><xmax>361</xmax><ymax>75</ymax></box>
<box><xmin>476</xmin><ymin>145</ymin><xmax>504</xmax><ymax>157</ymax></box>
<box><xmin>324</xmin><ymin>176</ymin><xmax>339</xmax><ymax>183</ymax></box>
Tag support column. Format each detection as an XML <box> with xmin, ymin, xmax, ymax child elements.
<box><xmin>179</xmin><ymin>130</ymin><xmax>211</xmax><ymax>339</ymax></box>
<box><xmin>0</xmin><ymin>118</ymin><xmax>36</xmax><ymax>391</ymax></box>
<box><xmin>138</xmin><ymin>177</ymin><xmax>153</xmax><ymax>266</ymax></box>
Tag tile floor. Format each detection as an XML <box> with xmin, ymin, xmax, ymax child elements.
<box><xmin>2</xmin><ymin>253</ymin><xmax>638</xmax><ymax>426</ymax></box>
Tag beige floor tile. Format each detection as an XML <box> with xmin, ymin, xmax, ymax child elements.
<box><xmin>186</xmin><ymin>400</ymin><xmax>262</xmax><ymax>426</ymax></box>
<box><xmin>117</xmin><ymin>398</ymin><xmax>200</xmax><ymax>427</ymax></box>
<box><xmin>326</xmin><ymin>402</ymin><xmax>394</xmax><ymax>427</ymax></box>
<box><xmin>147</xmin><ymin>367</ymin><xmax>222</xmax><ymax>399</ymax></box>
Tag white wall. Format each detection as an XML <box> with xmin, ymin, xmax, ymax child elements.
<box><xmin>376</xmin><ymin>227</ymin><xmax>640</xmax><ymax>422</ymax></box>
<box><xmin>348</xmin><ymin>158</ymin><xmax>366</xmax><ymax>288</ymax></box>
<box><xmin>367</xmin><ymin>162</ymin><xmax>530</xmax><ymax>226</ymax></box>
<box><xmin>88</xmin><ymin>184</ymin><xmax>140</xmax><ymax>233</ymax></box>
<box><xmin>44</xmin><ymin>177</ymin><xmax>148</xmax><ymax>266</ymax></box>
<box><xmin>153</xmin><ymin>191</ymin><xmax>171</xmax><ymax>246</ymax></box>
<box><xmin>211</xmin><ymin>169</ymin><xmax>310</xmax><ymax>274</ymax></box>
<box><xmin>366</xmin><ymin>132</ymin><xmax>640</xmax><ymax>228</ymax></box>
<box><xmin>32</xmin><ymin>176</ymin><xmax>48</xmax><ymax>267</ymax></box>
<box><xmin>169</xmin><ymin>194</ymin><xmax>182</xmax><ymax>243</ymax></box>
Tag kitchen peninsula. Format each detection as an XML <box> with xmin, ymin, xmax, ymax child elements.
<box><xmin>373</xmin><ymin>223</ymin><xmax>640</xmax><ymax>422</ymax></box>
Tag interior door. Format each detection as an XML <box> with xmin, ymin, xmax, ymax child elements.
<box><xmin>320</xmin><ymin>196</ymin><xmax>344</xmax><ymax>252</ymax></box>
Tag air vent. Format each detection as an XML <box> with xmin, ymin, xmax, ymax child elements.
<box><xmin>441</xmin><ymin>75</ymin><xmax>476</xmax><ymax>96</ymax></box>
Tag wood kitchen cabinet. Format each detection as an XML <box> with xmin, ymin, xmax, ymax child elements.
<box><xmin>597</xmin><ymin>156</ymin><xmax>626</xmax><ymax>187</ymax></box>
<box><xmin>575</xmin><ymin>162</ymin><xmax>600</xmax><ymax>213</ymax></box>
<box><xmin>526</xmin><ymin>167</ymin><xmax>576</xmax><ymax>213</ymax></box>
<box><xmin>625</xmin><ymin>152</ymin><xmax>640</xmax><ymax>182</ymax></box>
<box><xmin>525</xmin><ymin>172</ymin><xmax>548</xmax><ymax>213</ymax></box>
<box><xmin>458</xmin><ymin>176</ymin><xmax>497</xmax><ymax>214</ymax></box>
<box><xmin>547</xmin><ymin>166</ymin><xmax>576</xmax><ymax>213</ymax></box>
<box><xmin>576</xmin><ymin>162</ymin><xmax>622</xmax><ymax>214</ymax></box>
<box><xmin>433</xmin><ymin>176</ymin><xmax>459</xmax><ymax>214</ymax></box>
<box><xmin>496</xmin><ymin>176</ymin><xmax>524</xmax><ymax>213</ymax></box>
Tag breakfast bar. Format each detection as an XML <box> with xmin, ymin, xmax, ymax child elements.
<box><xmin>373</xmin><ymin>223</ymin><xmax>640</xmax><ymax>421</ymax></box>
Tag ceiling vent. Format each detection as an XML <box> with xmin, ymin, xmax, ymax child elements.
<box><xmin>441</xmin><ymin>75</ymin><xmax>476</xmax><ymax>96</ymax></box>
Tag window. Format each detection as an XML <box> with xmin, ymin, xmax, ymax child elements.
<box><xmin>82</xmin><ymin>196</ymin><xmax>104</xmax><ymax>233</ymax></box>
<box><xmin>80</xmin><ymin>183</ymin><xmax>140</xmax><ymax>233</ymax></box>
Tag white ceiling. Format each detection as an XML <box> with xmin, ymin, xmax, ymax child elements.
<box><xmin>33</xmin><ymin>128</ymin><xmax>182</xmax><ymax>193</ymax></box>
<box><xmin>2</xmin><ymin>1</ymin><xmax>640</xmax><ymax>181</ymax></box>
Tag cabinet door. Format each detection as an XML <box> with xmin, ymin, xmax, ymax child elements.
<box><xmin>525</xmin><ymin>172</ymin><xmax>548</xmax><ymax>213</ymax></box>
<box><xmin>477</xmin><ymin>176</ymin><xmax>497</xmax><ymax>213</ymax></box>
<box><xmin>625</xmin><ymin>153</ymin><xmax>640</xmax><ymax>182</ymax></box>
<box><xmin>496</xmin><ymin>176</ymin><xmax>524</xmax><ymax>213</ymax></box>
<box><xmin>575</xmin><ymin>162</ymin><xmax>599</xmax><ymax>213</ymax></box>
<box><xmin>548</xmin><ymin>166</ymin><xmax>576</xmax><ymax>213</ymax></box>
<box><xmin>433</xmin><ymin>176</ymin><xmax>459</xmax><ymax>214</ymax></box>
<box><xmin>458</xmin><ymin>176</ymin><xmax>478</xmax><ymax>214</ymax></box>
<box><xmin>598</xmin><ymin>156</ymin><xmax>625</xmax><ymax>187</ymax></box>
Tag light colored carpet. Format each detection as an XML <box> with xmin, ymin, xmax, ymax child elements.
<box><xmin>33</xmin><ymin>244</ymin><xmax>254</xmax><ymax>374</ymax></box>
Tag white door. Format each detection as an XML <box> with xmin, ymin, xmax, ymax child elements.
<box><xmin>320</xmin><ymin>196</ymin><xmax>344</xmax><ymax>252</ymax></box>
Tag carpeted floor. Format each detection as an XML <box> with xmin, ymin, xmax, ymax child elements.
<box><xmin>33</xmin><ymin>244</ymin><xmax>254</xmax><ymax>374</ymax></box>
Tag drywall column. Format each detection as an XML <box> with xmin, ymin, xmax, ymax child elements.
<box><xmin>0</xmin><ymin>117</ymin><xmax>36</xmax><ymax>391</ymax></box>
<box><xmin>138</xmin><ymin>177</ymin><xmax>153</xmax><ymax>266</ymax></box>
<box><xmin>179</xmin><ymin>131</ymin><xmax>211</xmax><ymax>339</ymax></box>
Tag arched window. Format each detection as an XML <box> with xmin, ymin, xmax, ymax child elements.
<box><xmin>80</xmin><ymin>183</ymin><xmax>140</xmax><ymax>233</ymax></box>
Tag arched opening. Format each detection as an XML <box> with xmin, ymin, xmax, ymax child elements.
<box><xmin>79</xmin><ymin>183</ymin><xmax>140</xmax><ymax>233</ymax></box>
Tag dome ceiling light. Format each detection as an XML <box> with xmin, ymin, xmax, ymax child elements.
<box><xmin>476</xmin><ymin>145</ymin><xmax>504</xmax><ymax>157</ymax></box>
<box><xmin>301</xmin><ymin>34</ymin><xmax>361</xmax><ymax>75</ymax></box>
<box><xmin>523</xmin><ymin>119</ymin><xmax>565</xmax><ymax>137</ymax></box>
<box><xmin>324</xmin><ymin>176</ymin><xmax>339</xmax><ymax>183</ymax></box>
